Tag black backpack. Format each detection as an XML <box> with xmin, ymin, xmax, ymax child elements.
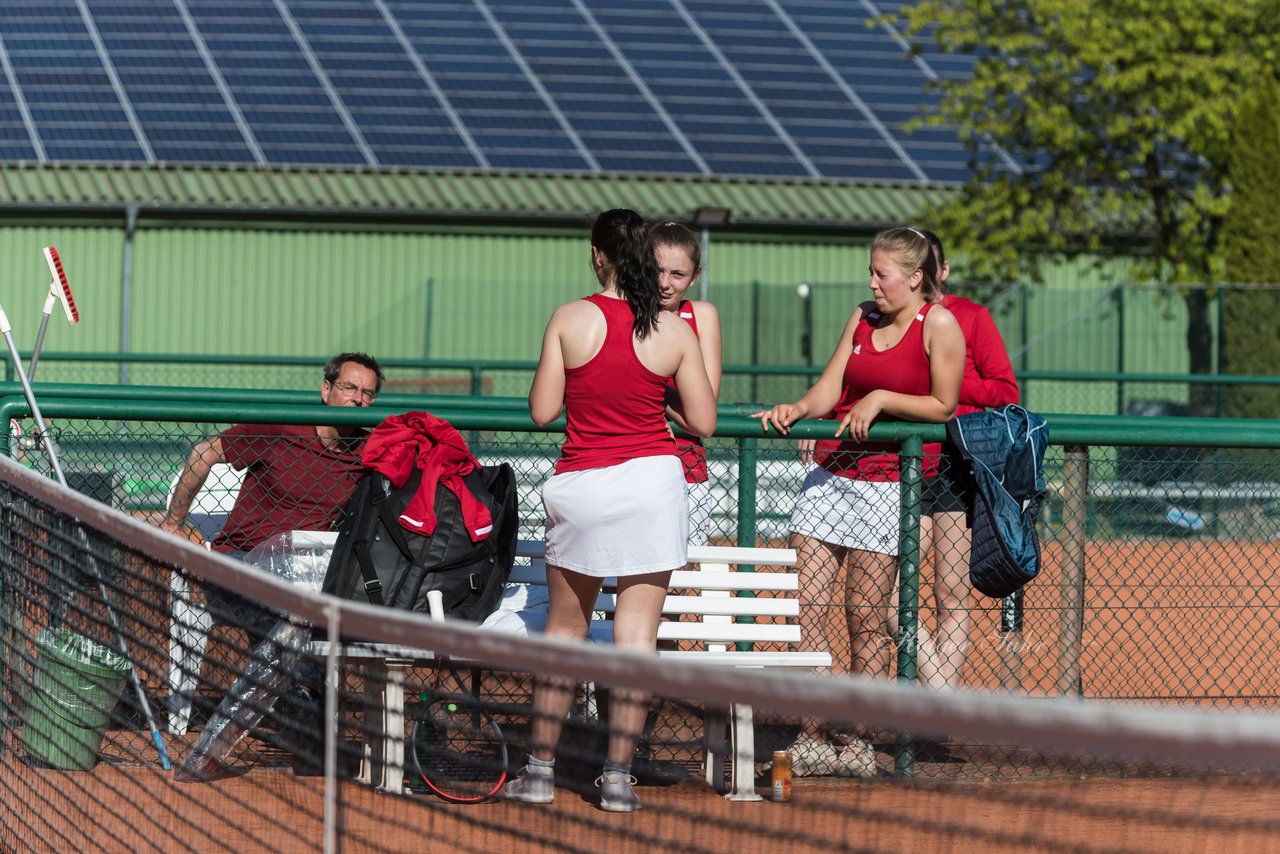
<box><xmin>322</xmin><ymin>462</ymin><xmax>518</xmax><ymax>622</ymax></box>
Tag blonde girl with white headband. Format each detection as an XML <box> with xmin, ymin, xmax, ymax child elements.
<box><xmin>755</xmin><ymin>226</ymin><xmax>964</xmax><ymax>778</ymax></box>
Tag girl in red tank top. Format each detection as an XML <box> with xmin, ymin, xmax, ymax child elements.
<box><xmin>755</xmin><ymin>227</ymin><xmax>964</xmax><ymax>777</ymax></box>
<box><xmin>888</xmin><ymin>229</ymin><xmax>1021</xmax><ymax>696</ymax></box>
<box><xmin>652</xmin><ymin>221</ymin><xmax>723</xmax><ymax>547</ymax></box>
<box><xmin>510</xmin><ymin>209</ymin><xmax>716</xmax><ymax>812</ymax></box>
<box><xmin>555</xmin><ymin>290</ymin><xmax>674</xmax><ymax>474</ymax></box>
<box><xmin>813</xmin><ymin>303</ymin><xmax>943</xmax><ymax>481</ymax></box>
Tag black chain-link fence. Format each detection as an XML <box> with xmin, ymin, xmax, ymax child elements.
<box><xmin>3</xmin><ymin>405</ymin><xmax>1277</xmax><ymax>785</ymax></box>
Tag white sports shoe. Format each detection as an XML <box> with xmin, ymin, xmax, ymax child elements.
<box><xmin>596</xmin><ymin>770</ymin><xmax>642</xmax><ymax>813</ymax></box>
<box><xmin>503</xmin><ymin>764</ymin><xmax>555</xmax><ymax>804</ymax></box>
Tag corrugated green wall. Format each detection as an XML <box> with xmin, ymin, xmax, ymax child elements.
<box><xmin>0</xmin><ymin>217</ymin><xmax>1213</xmax><ymax>413</ymax></box>
<box><xmin>126</xmin><ymin>224</ymin><xmax>887</xmax><ymax>367</ymax></box>
<box><xmin>132</xmin><ymin>228</ymin><xmax>586</xmax><ymax>363</ymax></box>
<box><xmin>0</xmin><ymin>224</ymin><xmax>124</xmax><ymax>355</ymax></box>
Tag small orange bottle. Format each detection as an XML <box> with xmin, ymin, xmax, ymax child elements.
<box><xmin>771</xmin><ymin>751</ymin><xmax>792</xmax><ymax>801</ymax></box>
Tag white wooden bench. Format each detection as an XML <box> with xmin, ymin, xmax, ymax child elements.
<box><xmin>310</xmin><ymin>538</ymin><xmax>830</xmax><ymax>801</ymax></box>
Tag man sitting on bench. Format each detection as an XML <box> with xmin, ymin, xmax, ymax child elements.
<box><xmin>160</xmin><ymin>352</ymin><xmax>384</xmax><ymax>713</ymax></box>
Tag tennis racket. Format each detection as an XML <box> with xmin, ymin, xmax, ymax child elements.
<box><xmin>410</xmin><ymin>590</ymin><xmax>509</xmax><ymax>803</ymax></box>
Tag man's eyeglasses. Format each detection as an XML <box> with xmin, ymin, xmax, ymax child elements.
<box><xmin>329</xmin><ymin>379</ymin><xmax>378</xmax><ymax>403</ymax></box>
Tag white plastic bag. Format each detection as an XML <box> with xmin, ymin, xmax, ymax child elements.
<box><xmin>240</xmin><ymin>530</ymin><xmax>337</xmax><ymax>593</ymax></box>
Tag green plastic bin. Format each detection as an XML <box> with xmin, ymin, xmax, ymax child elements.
<box><xmin>21</xmin><ymin>630</ymin><xmax>130</xmax><ymax>770</ymax></box>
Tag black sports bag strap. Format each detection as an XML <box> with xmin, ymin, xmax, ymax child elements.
<box><xmin>351</xmin><ymin>473</ymin><xmax>422</xmax><ymax>605</ymax></box>
<box><xmin>353</xmin><ymin>539</ymin><xmax>386</xmax><ymax>606</ymax></box>
<box><xmin>374</xmin><ymin>496</ymin><xmax>421</xmax><ymax>564</ymax></box>
<box><xmin>364</xmin><ymin>474</ymin><xmax>442</xmax><ymax>604</ymax></box>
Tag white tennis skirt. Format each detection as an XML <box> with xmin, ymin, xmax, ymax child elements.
<box><xmin>789</xmin><ymin>466</ymin><xmax>901</xmax><ymax>555</ymax></box>
<box><xmin>542</xmin><ymin>455</ymin><xmax>689</xmax><ymax>576</ymax></box>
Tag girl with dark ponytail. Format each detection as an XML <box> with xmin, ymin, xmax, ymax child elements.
<box><xmin>507</xmin><ymin>209</ymin><xmax>716</xmax><ymax>813</ymax></box>
<box><xmin>590</xmin><ymin>208</ymin><xmax>662</xmax><ymax>338</ymax></box>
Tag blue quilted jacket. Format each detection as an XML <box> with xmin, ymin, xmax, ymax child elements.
<box><xmin>945</xmin><ymin>405</ymin><xmax>1050</xmax><ymax>599</ymax></box>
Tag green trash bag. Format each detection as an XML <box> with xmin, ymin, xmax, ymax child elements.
<box><xmin>21</xmin><ymin>629</ymin><xmax>130</xmax><ymax>771</ymax></box>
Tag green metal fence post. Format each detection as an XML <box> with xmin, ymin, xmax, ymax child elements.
<box><xmin>1114</xmin><ymin>286</ymin><xmax>1125</xmax><ymax>415</ymax></box>
<box><xmin>736</xmin><ymin>436</ymin><xmax>758</xmax><ymax>549</ymax></box>
<box><xmin>1020</xmin><ymin>282</ymin><xmax>1030</xmax><ymax>407</ymax></box>
<box><xmin>735</xmin><ymin>436</ymin><xmax>758</xmax><ymax>652</ymax></box>
<box><xmin>421</xmin><ymin>277</ymin><xmax>433</xmax><ymax>363</ymax></box>
<box><xmin>1216</xmin><ymin>286</ymin><xmax>1224</xmax><ymax>418</ymax></box>
<box><xmin>750</xmin><ymin>281</ymin><xmax>760</xmax><ymax>403</ymax></box>
<box><xmin>894</xmin><ymin>433</ymin><xmax>922</xmax><ymax>779</ymax></box>
<box><xmin>1057</xmin><ymin>444</ymin><xmax>1090</xmax><ymax>697</ymax></box>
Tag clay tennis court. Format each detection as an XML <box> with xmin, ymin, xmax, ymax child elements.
<box><xmin>4</xmin><ymin>535</ymin><xmax>1278</xmax><ymax>851</ymax></box>
<box><xmin>964</xmin><ymin>538</ymin><xmax>1280</xmax><ymax>703</ymax></box>
<box><xmin>4</xmin><ymin>757</ymin><xmax>1277</xmax><ymax>852</ymax></box>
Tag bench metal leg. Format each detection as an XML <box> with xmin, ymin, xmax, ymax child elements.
<box><xmin>355</xmin><ymin>660</ymin><xmax>376</xmax><ymax>787</ymax></box>
<box><xmin>358</xmin><ymin>659</ymin><xmax>409</xmax><ymax>794</ymax></box>
<box><xmin>726</xmin><ymin>703</ymin><xmax>762</xmax><ymax>801</ymax></box>
<box><xmin>704</xmin><ymin>701</ymin><xmax>763</xmax><ymax>800</ymax></box>
<box><xmin>703</xmin><ymin>705</ymin><xmax>728</xmax><ymax>793</ymax></box>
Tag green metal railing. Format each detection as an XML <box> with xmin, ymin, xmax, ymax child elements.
<box><xmin>9</xmin><ymin>352</ymin><xmax>1280</xmax><ymax>416</ymax></box>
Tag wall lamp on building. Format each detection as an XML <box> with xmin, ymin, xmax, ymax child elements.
<box><xmin>691</xmin><ymin>207</ymin><xmax>731</xmax><ymax>300</ymax></box>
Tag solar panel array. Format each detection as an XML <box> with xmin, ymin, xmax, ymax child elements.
<box><xmin>0</xmin><ymin>0</ymin><xmax>1003</xmax><ymax>183</ymax></box>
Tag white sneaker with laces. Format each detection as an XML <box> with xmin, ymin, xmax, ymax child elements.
<box><xmin>597</xmin><ymin>770</ymin><xmax>642</xmax><ymax>812</ymax></box>
<box><xmin>503</xmin><ymin>764</ymin><xmax>555</xmax><ymax>804</ymax></box>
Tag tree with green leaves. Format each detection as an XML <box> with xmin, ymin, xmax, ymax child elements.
<box><xmin>1219</xmin><ymin>74</ymin><xmax>1280</xmax><ymax>418</ymax></box>
<box><xmin>897</xmin><ymin>0</ymin><xmax>1280</xmax><ymax>413</ymax></box>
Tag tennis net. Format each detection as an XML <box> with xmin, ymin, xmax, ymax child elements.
<box><xmin>0</xmin><ymin>453</ymin><xmax>1278</xmax><ymax>853</ymax></box>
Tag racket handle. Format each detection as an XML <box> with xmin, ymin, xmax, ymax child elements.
<box><xmin>426</xmin><ymin>589</ymin><xmax>444</xmax><ymax>622</ymax></box>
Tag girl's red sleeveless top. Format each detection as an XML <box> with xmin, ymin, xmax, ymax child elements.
<box><xmin>557</xmin><ymin>293</ymin><xmax>676</xmax><ymax>475</ymax></box>
<box><xmin>666</xmin><ymin>300</ymin><xmax>708</xmax><ymax>483</ymax></box>
<box><xmin>814</xmin><ymin>303</ymin><xmax>942</xmax><ymax>482</ymax></box>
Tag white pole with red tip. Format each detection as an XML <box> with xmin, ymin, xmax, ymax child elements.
<box><xmin>29</xmin><ymin>246</ymin><xmax>80</xmax><ymax>379</ymax></box>
<box><xmin>0</xmin><ymin>275</ymin><xmax>170</xmax><ymax>771</ymax></box>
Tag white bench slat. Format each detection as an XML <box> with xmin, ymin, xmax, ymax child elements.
<box><xmin>658</xmin><ymin>650</ymin><xmax>831</xmax><ymax>668</ymax></box>
<box><xmin>583</xmin><ymin>595</ymin><xmax>798</xmax><ymax>618</ymax></box>
<box><xmin>693</xmin><ymin>546</ymin><xmax>796</xmax><ymax>566</ymax></box>
<box><xmin>656</xmin><ymin>623</ymin><xmax>800</xmax><ymax>643</ymax></box>
<box><xmin>515</xmin><ymin>539</ymin><xmax>796</xmax><ymax>568</ymax></box>
<box><xmin>310</xmin><ymin>641</ymin><xmax>434</xmax><ymax>660</ymax></box>
<box><xmin>508</xmin><ymin>564</ymin><xmax>799</xmax><ymax>592</ymax></box>
<box><xmin>656</xmin><ymin>596</ymin><xmax>797</xmax><ymax>618</ymax></box>
<box><xmin>665</xmin><ymin>570</ymin><xmax>799</xmax><ymax>590</ymax></box>
<box><xmin>586</xmin><ymin>593</ymin><xmax>797</xmax><ymax>618</ymax></box>
<box><xmin>307</xmin><ymin>641</ymin><xmax>831</xmax><ymax>670</ymax></box>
